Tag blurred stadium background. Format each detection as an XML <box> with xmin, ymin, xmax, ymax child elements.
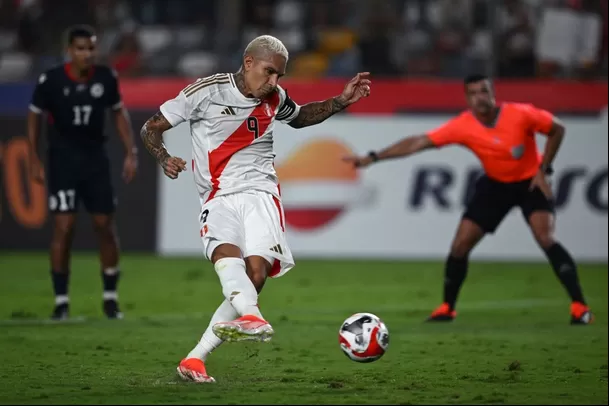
<box><xmin>0</xmin><ymin>0</ymin><xmax>607</xmax><ymax>80</ymax></box>
<box><xmin>0</xmin><ymin>0</ymin><xmax>607</xmax><ymax>404</ymax></box>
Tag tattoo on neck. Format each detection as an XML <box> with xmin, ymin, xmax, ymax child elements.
<box><xmin>233</xmin><ymin>71</ymin><xmax>251</xmax><ymax>97</ymax></box>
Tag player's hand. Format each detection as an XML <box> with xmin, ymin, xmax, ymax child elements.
<box><xmin>342</xmin><ymin>154</ymin><xmax>374</xmax><ymax>169</ymax></box>
<box><xmin>123</xmin><ymin>153</ymin><xmax>138</xmax><ymax>184</ymax></box>
<box><xmin>336</xmin><ymin>72</ymin><xmax>371</xmax><ymax>107</ymax></box>
<box><xmin>29</xmin><ymin>157</ymin><xmax>45</xmax><ymax>184</ymax></box>
<box><xmin>529</xmin><ymin>170</ymin><xmax>553</xmax><ymax>199</ymax></box>
<box><xmin>161</xmin><ymin>156</ymin><xmax>187</xmax><ymax>179</ymax></box>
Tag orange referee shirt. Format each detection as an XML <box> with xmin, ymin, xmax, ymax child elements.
<box><xmin>427</xmin><ymin>103</ymin><xmax>555</xmax><ymax>183</ymax></box>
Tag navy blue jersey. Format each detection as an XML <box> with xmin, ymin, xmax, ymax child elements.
<box><xmin>30</xmin><ymin>63</ymin><xmax>122</xmax><ymax>148</ymax></box>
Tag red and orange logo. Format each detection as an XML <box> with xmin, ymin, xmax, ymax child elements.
<box><xmin>276</xmin><ymin>139</ymin><xmax>374</xmax><ymax>231</ymax></box>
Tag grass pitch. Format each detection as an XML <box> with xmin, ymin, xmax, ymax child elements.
<box><xmin>0</xmin><ymin>253</ymin><xmax>607</xmax><ymax>404</ymax></box>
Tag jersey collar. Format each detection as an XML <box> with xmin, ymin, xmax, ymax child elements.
<box><xmin>64</xmin><ymin>63</ymin><xmax>95</xmax><ymax>83</ymax></box>
<box><xmin>472</xmin><ymin>104</ymin><xmax>503</xmax><ymax>129</ymax></box>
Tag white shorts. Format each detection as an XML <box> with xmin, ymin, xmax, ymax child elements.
<box><xmin>199</xmin><ymin>190</ymin><xmax>295</xmax><ymax>278</ymax></box>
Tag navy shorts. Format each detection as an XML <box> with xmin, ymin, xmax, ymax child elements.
<box><xmin>47</xmin><ymin>146</ymin><xmax>115</xmax><ymax>214</ymax></box>
<box><xmin>463</xmin><ymin>175</ymin><xmax>554</xmax><ymax>233</ymax></box>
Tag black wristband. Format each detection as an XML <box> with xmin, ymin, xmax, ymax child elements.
<box><xmin>543</xmin><ymin>165</ymin><xmax>554</xmax><ymax>175</ymax></box>
<box><xmin>368</xmin><ymin>151</ymin><xmax>379</xmax><ymax>162</ymax></box>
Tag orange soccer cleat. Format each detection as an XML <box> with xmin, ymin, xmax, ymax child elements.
<box><xmin>176</xmin><ymin>358</ymin><xmax>215</xmax><ymax>383</ymax></box>
<box><xmin>426</xmin><ymin>302</ymin><xmax>457</xmax><ymax>322</ymax></box>
<box><xmin>570</xmin><ymin>302</ymin><xmax>594</xmax><ymax>325</ymax></box>
<box><xmin>212</xmin><ymin>314</ymin><xmax>274</xmax><ymax>342</ymax></box>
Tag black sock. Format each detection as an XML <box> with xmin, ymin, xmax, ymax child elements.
<box><xmin>102</xmin><ymin>267</ymin><xmax>120</xmax><ymax>300</ymax></box>
<box><xmin>544</xmin><ymin>243</ymin><xmax>586</xmax><ymax>304</ymax></box>
<box><xmin>443</xmin><ymin>255</ymin><xmax>469</xmax><ymax>310</ymax></box>
<box><xmin>51</xmin><ymin>269</ymin><xmax>69</xmax><ymax>304</ymax></box>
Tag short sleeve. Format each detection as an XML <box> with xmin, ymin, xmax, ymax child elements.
<box><xmin>107</xmin><ymin>69</ymin><xmax>123</xmax><ymax>110</ymax></box>
<box><xmin>275</xmin><ymin>86</ymin><xmax>301</xmax><ymax>124</ymax></box>
<box><xmin>521</xmin><ymin>103</ymin><xmax>554</xmax><ymax>135</ymax></box>
<box><xmin>29</xmin><ymin>73</ymin><xmax>48</xmax><ymax>114</ymax></box>
<box><xmin>427</xmin><ymin>116</ymin><xmax>464</xmax><ymax>147</ymax></box>
<box><xmin>159</xmin><ymin>90</ymin><xmax>196</xmax><ymax>127</ymax></box>
<box><xmin>160</xmin><ymin>78</ymin><xmax>212</xmax><ymax>126</ymax></box>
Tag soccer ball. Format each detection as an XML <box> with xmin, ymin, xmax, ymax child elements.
<box><xmin>338</xmin><ymin>312</ymin><xmax>389</xmax><ymax>363</ymax></box>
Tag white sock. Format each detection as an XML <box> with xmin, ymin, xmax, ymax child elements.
<box><xmin>102</xmin><ymin>291</ymin><xmax>118</xmax><ymax>300</ymax></box>
<box><xmin>103</xmin><ymin>267</ymin><xmax>120</xmax><ymax>276</ymax></box>
<box><xmin>186</xmin><ymin>299</ymin><xmax>238</xmax><ymax>361</ymax></box>
<box><xmin>55</xmin><ymin>295</ymin><xmax>69</xmax><ymax>305</ymax></box>
<box><xmin>214</xmin><ymin>257</ymin><xmax>263</xmax><ymax>319</ymax></box>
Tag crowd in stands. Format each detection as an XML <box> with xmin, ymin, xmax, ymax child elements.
<box><xmin>0</xmin><ymin>0</ymin><xmax>606</xmax><ymax>80</ymax></box>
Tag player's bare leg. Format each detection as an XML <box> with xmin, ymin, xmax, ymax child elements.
<box><xmin>209</xmin><ymin>244</ymin><xmax>273</xmax><ymax>342</ymax></box>
<box><xmin>244</xmin><ymin>255</ymin><xmax>272</xmax><ymax>294</ymax></box>
<box><xmin>528</xmin><ymin>211</ymin><xmax>593</xmax><ymax>324</ymax></box>
<box><xmin>92</xmin><ymin>214</ymin><xmax>123</xmax><ymax>319</ymax></box>
<box><xmin>50</xmin><ymin>213</ymin><xmax>77</xmax><ymax>320</ymax></box>
<box><xmin>427</xmin><ymin>219</ymin><xmax>485</xmax><ymax>322</ymax></box>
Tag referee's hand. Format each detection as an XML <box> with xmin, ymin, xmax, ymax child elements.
<box><xmin>342</xmin><ymin>154</ymin><xmax>373</xmax><ymax>168</ymax></box>
<box><xmin>529</xmin><ymin>170</ymin><xmax>553</xmax><ymax>199</ymax></box>
<box><xmin>162</xmin><ymin>156</ymin><xmax>187</xmax><ymax>179</ymax></box>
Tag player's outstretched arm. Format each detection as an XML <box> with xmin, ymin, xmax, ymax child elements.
<box><xmin>288</xmin><ymin>72</ymin><xmax>371</xmax><ymax>129</ymax></box>
<box><xmin>140</xmin><ymin>111</ymin><xmax>186</xmax><ymax>179</ymax></box>
<box><xmin>343</xmin><ymin>134</ymin><xmax>435</xmax><ymax>168</ymax></box>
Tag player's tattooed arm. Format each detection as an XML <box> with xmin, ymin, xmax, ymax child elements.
<box><xmin>288</xmin><ymin>97</ymin><xmax>348</xmax><ymax>129</ymax></box>
<box><xmin>140</xmin><ymin>112</ymin><xmax>187</xmax><ymax>179</ymax></box>
<box><xmin>237</xmin><ymin>69</ymin><xmax>346</xmax><ymax>128</ymax></box>
<box><xmin>140</xmin><ymin>111</ymin><xmax>172</xmax><ymax>165</ymax></box>
<box><xmin>288</xmin><ymin>72</ymin><xmax>371</xmax><ymax>129</ymax></box>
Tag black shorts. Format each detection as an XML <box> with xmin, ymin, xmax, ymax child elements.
<box><xmin>47</xmin><ymin>147</ymin><xmax>116</xmax><ymax>215</ymax></box>
<box><xmin>463</xmin><ymin>175</ymin><xmax>554</xmax><ymax>234</ymax></box>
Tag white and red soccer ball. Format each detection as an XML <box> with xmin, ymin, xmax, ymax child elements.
<box><xmin>338</xmin><ymin>312</ymin><xmax>389</xmax><ymax>363</ymax></box>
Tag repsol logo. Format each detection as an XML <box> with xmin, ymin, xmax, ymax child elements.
<box><xmin>408</xmin><ymin>166</ymin><xmax>608</xmax><ymax>213</ymax></box>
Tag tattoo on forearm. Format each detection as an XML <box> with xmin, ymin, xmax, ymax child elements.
<box><xmin>140</xmin><ymin>111</ymin><xmax>172</xmax><ymax>167</ymax></box>
<box><xmin>289</xmin><ymin>97</ymin><xmax>347</xmax><ymax>129</ymax></box>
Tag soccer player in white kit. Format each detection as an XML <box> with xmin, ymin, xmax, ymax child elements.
<box><xmin>140</xmin><ymin>35</ymin><xmax>371</xmax><ymax>383</ymax></box>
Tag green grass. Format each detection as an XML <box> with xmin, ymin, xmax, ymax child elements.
<box><xmin>0</xmin><ymin>253</ymin><xmax>607</xmax><ymax>405</ymax></box>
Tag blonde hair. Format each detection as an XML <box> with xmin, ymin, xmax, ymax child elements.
<box><xmin>243</xmin><ymin>35</ymin><xmax>289</xmax><ymax>61</ymax></box>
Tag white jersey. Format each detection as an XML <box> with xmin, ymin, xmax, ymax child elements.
<box><xmin>160</xmin><ymin>73</ymin><xmax>300</xmax><ymax>203</ymax></box>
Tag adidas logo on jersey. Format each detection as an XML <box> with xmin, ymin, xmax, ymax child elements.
<box><xmin>221</xmin><ymin>107</ymin><xmax>236</xmax><ymax>115</ymax></box>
